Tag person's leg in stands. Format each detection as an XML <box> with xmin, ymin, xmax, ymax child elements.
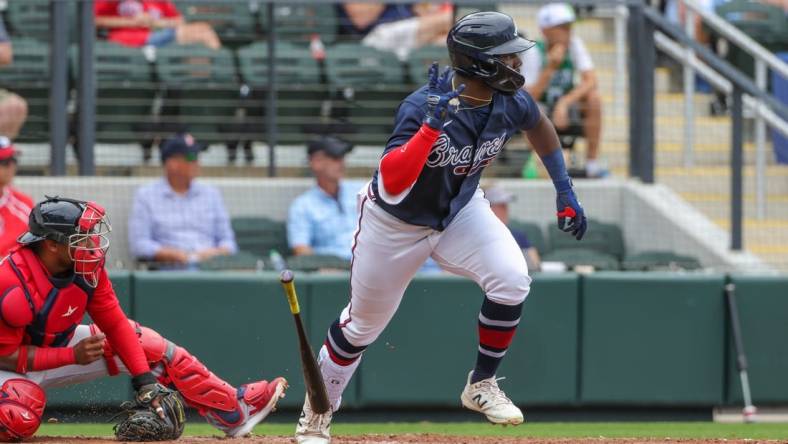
<box><xmin>577</xmin><ymin>89</ymin><xmax>604</xmax><ymax>177</ymax></box>
<box><xmin>0</xmin><ymin>91</ymin><xmax>28</xmax><ymax>139</ymax></box>
<box><xmin>176</xmin><ymin>22</ymin><xmax>221</xmax><ymax>50</ymax></box>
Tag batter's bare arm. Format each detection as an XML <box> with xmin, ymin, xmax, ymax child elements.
<box><xmin>524</xmin><ymin>112</ymin><xmax>562</xmax><ymax>157</ymax></box>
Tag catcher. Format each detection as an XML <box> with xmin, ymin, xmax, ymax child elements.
<box><xmin>0</xmin><ymin>196</ymin><xmax>288</xmax><ymax>441</ymax></box>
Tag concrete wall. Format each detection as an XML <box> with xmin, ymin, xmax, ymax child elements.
<box><xmin>14</xmin><ymin>177</ymin><xmax>764</xmax><ymax>271</ymax></box>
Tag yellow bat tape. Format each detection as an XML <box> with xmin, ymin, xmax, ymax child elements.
<box><xmin>279</xmin><ymin>270</ymin><xmax>300</xmax><ymax>314</ymax></box>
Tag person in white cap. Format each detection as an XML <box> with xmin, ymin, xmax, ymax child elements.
<box><xmin>521</xmin><ymin>3</ymin><xmax>606</xmax><ymax>178</ymax></box>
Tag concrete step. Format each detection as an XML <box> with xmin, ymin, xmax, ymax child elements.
<box><xmin>658</xmin><ymin>166</ymin><xmax>788</xmax><ymax>195</ymax></box>
<box><xmin>678</xmin><ymin>194</ymin><xmax>788</xmax><ymax>220</ymax></box>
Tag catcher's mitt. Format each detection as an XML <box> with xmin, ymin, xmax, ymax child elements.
<box><xmin>113</xmin><ymin>383</ymin><xmax>186</xmax><ymax>441</ymax></box>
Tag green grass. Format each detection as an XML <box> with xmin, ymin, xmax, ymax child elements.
<box><xmin>37</xmin><ymin>422</ymin><xmax>788</xmax><ymax>440</ymax></box>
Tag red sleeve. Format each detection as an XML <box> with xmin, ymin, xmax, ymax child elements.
<box><xmin>94</xmin><ymin>0</ymin><xmax>119</xmax><ymax>16</ymax></box>
<box><xmin>160</xmin><ymin>1</ymin><xmax>181</xmax><ymax>18</ymax></box>
<box><xmin>87</xmin><ymin>271</ymin><xmax>150</xmax><ymax>376</ymax></box>
<box><xmin>379</xmin><ymin>124</ymin><xmax>441</xmax><ymax>196</ymax></box>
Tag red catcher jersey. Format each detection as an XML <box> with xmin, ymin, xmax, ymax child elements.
<box><xmin>0</xmin><ymin>187</ymin><xmax>33</xmax><ymax>257</ymax></box>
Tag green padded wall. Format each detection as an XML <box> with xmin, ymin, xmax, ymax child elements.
<box><xmin>581</xmin><ymin>273</ymin><xmax>726</xmax><ymax>405</ymax></box>
<box><xmin>132</xmin><ymin>271</ymin><xmax>306</xmax><ymax>409</ymax></box>
<box><xmin>358</xmin><ymin>273</ymin><xmax>579</xmax><ymax>407</ymax></box>
<box><xmin>46</xmin><ymin>271</ymin><xmax>134</xmax><ymax>408</ymax></box>
<box><xmin>726</xmin><ymin>275</ymin><xmax>788</xmax><ymax>404</ymax></box>
<box><xmin>499</xmin><ymin>273</ymin><xmax>579</xmax><ymax>405</ymax></box>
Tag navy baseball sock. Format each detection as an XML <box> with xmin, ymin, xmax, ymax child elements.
<box><xmin>471</xmin><ymin>296</ymin><xmax>523</xmax><ymax>384</ymax></box>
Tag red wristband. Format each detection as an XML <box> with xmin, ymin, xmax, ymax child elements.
<box><xmin>15</xmin><ymin>345</ymin><xmax>28</xmax><ymax>374</ymax></box>
<box><xmin>31</xmin><ymin>347</ymin><xmax>76</xmax><ymax>371</ymax></box>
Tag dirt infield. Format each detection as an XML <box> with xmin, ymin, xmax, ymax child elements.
<box><xmin>33</xmin><ymin>436</ymin><xmax>779</xmax><ymax>444</ymax></box>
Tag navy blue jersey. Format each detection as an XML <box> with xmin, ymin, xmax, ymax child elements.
<box><xmin>371</xmin><ymin>70</ymin><xmax>541</xmax><ymax>230</ymax></box>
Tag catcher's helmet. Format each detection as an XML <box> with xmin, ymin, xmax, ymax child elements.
<box><xmin>18</xmin><ymin>196</ymin><xmax>111</xmax><ymax>287</ymax></box>
<box><xmin>447</xmin><ymin>11</ymin><xmax>534</xmax><ymax>94</ymax></box>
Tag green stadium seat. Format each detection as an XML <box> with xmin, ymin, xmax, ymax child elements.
<box><xmin>173</xmin><ymin>1</ymin><xmax>260</xmax><ymax>48</ymax></box>
<box><xmin>269</xmin><ymin>4</ymin><xmax>338</xmax><ymax>44</ymax></box>
<box><xmin>714</xmin><ymin>1</ymin><xmax>788</xmax><ymax>79</ymax></box>
<box><xmin>455</xmin><ymin>3</ymin><xmax>499</xmax><ymax>17</ymax></box>
<box><xmin>324</xmin><ymin>43</ymin><xmax>408</xmax><ymax>145</ymax></box>
<box><xmin>621</xmin><ymin>251</ymin><xmax>702</xmax><ymax>272</ymax></box>
<box><xmin>154</xmin><ymin>45</ymin><xmax>241</xmax><ymax>146</ymax></box>
<box><xmin>407</xmin><ymin>45</ymin><xmax>451</xmax><ymax>85</ymax></box>
<box><xmin>70</xmin><ymin>42</ymin><xmax>157</xmax><ymax>146</ymax></box>
<box><xmin>198</xmin><ymin>251</ymin><xmax>264</xmax><ymax>271</ymax></box>
<box><xmin>542</xmin><ymin>248</ymin><xmax>620</xmax><ymax>271</ymax></box>
<box><xmin>508</xmin><ymin>220</ymin><xmax>547</xmax><ymax>254</ymax></box>
<box><xmin>6</xmin><ymin>0</ymin><xmax>78</xmax><ymax>42</ymax></box>
<box><xmin>0</xmin><ymin>38</ymin><xmax>49</xmax><ymax>142</ymax></box>
<box><xmin>285</xmin><ymin>254</ymin><xmax>350</xmax><ymax>273</ymax></box>
<box><xmin>548</xmin><ymin>219</ymin><xmax>625</xmax><ymax>260</ymax></box>
<box><xmin>325</xmin><ymin>43</ymin><xmax>403</xmax><ymax>87</ymax></box>
<box><xmin>237</xmin><ymin>41</ymin><xmax>326</xmax><ymax>145</ymax></box>
<box><xmin>231</xmin><ymin>217</ymin><xmax>289</xmax><ymax>259</ymax></box>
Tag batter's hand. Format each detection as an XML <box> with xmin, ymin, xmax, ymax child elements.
<box><xmin>74</xmin><ymin>333</ymin><xmax>105</xmax><ymax>365</ymax></box>
<box><xmin>424</xmin><ymin>62</ymin><xmax>465</xmax><ymax>130</ymax></box>
<box><xmin>554</xmin><ymin>179</ymin><xmax>587</xmax><ymax>240</ymax></box>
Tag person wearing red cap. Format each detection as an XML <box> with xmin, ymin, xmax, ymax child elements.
<box><xmin>0</xmin><ymin>137</ymin><xmax>32</xmax><ymax>257</ymax></box>
<box><xmin>0</xmin><ymin>18</ymin><xmax>28</xmax><ymax>140</ymax></box>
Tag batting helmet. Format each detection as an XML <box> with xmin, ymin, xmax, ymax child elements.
<box><xmin>447</xmin><ymin>11</ymin><xmax>534</xmax><ymax>94</ymax></box>
<box><xmin>18</xmin><ymin>196</ymin><xmax>111</xmax><ymax>287</ymax></box>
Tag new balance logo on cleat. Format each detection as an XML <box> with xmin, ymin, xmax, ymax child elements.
<box><xmin>461</xmin><ymin>371</ymin><xmax>524</xmax><ymax>425</ymax></box>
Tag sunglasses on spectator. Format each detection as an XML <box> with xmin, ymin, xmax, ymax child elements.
<box><xmin>0</xmin><ymin>157</ymin><xmax>17</xmax><ymax>166</ymax></box>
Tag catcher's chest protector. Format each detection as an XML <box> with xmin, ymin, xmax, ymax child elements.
<box><xmin>0</xmin><ymin>249</ymin><xmax>93</xmax><ymax>348</ymax></box>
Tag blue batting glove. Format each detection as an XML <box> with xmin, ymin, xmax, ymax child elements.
<box><xmin>424</xmin><ymin>62</ymin><xmax>464</xmax><ymax>131</ymax></box>
<box><xmin>554</xmin><ymin>179</ymin><xmax>587</xmax><ymax>240</ymax></box>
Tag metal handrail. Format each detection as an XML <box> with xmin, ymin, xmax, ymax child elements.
<box><xmin>655</xmin><ymin>31</ymin><xmax>788</xmax><ymax>138</ymax></box>
<box><xmin>682</xmin><ymin>0</ymin><xmax>788</xmax><ymax>219</ymax></box>
<box><xmin>683</xmin><ymin>0</ymin><xmax>788</xmax><ymax>80</ymax></box>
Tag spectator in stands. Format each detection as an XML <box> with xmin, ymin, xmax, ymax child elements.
<box><xmin>338</xmin><ymin>3</ymin><xmax>454</xmax><ymax>60</ymax></box>
<box><xmin>484</xmin><ymin>185</ymin><xmax>542</xmax><ymax>272</ymax></box>
<box><xmin>521</xmin><ymin>3</ymin><xmax>606</xmax><ymax>178</ymax></box>
<box><xmin>95</xmin><ymin>0</ymin><xmax>221</xmax><ymax>50</ymax></box>
<box><xmin>0</xmin><ymin>19</ymin><xmax>28</xmax><ymax>140</ymax></box>
<box><xmin>129</xmin><ymin>133</ymin><xmax>237</xmax><ymax>269</ymax></box>
<box><xmin>0</xmin><ymin>137</ymin><xmax>32</xmax><ymax>256</ymax></box>
<box><xmin>287</xmin><ymin>136</ymin><xmax>361</xmax><ymax>261</ymax></box>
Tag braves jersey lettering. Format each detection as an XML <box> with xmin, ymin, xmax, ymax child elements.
<box><xmin>371</xmin><ymin>70</ymin><xmax>541</xmax><ymax>230</ymax></box>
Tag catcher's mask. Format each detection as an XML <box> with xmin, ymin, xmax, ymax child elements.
<box><xmin>18</xmin><ymin>196</ymin><xmax>111</xmax><ymax>288</ymax></box>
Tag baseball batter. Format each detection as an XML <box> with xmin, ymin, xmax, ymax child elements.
<box><xmin>0</xmin><ymin>196</ymin><xmax>287</xmax><ymax>441</ymax></box>
<box><xmin>296</xmin><ymin>11</ymin><xmax>587</xmax><ymax>444</ymax></box>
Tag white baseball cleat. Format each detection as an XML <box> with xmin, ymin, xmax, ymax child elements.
<box><xmin>295</xmin><ymin>395</ymin><xmax>332</xmax><ymax>444</ymax></box>
<box><xmin>460</xmin><ymin>371</ymin><xmax>524</xmax><ymax>425</ymax></box>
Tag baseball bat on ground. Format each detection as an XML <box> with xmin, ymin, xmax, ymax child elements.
<box><xmin>279</xmin><ymin>269</ymin><xmax>331</xmax><ymax>414</ymax></box>
<box><xmin>725</xmin><ymin>282</ymin><xmax>757</xmax><ymax>423</ymax></box>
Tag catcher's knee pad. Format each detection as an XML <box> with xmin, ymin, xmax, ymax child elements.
<box><xmin>92</xmin><ymin>322</ymin><xmax>172</xmax><ymax>376</ymax></box>
<box><xmin>0</xmin><ymin>379</ymin><xmax>45</xmax><ymax>441</ymax></box>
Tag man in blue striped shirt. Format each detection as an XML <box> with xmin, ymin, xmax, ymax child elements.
<box><xmin>129</xmin><ymin>133</ymin><xmax>237</xmax><ymax>268</ymax></box>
